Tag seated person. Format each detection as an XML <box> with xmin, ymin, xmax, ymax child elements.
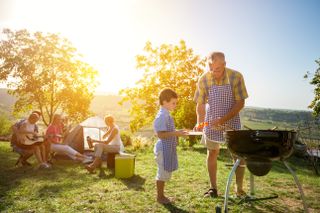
<box><xmin>11</xmin><ymin>110</ymin><xmax>41</xmax><ymax>166</ymax></box>
<box><xmin>46</xmin><ymin>114</ymin><xmax>92</xmax><ymax>163</ymax></box>
<box><xmin>85</xmin><ymin>115</ymin><xmax>124</xmax><ymax>173</ymax></box>
<box><xmin>14</xmin><ymin>112</ymin><xmax>50</xmax><ymax>168</ymax></box>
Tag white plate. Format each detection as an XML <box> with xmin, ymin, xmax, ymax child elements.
<box><xmin>186</xmin><ymin>131</ymin><xmax>203</xmax><ymax>136</ymax></box>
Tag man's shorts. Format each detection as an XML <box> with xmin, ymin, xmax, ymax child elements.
<box><xmin>201</xmin><ymin>135</ymin><xmax>223</xmax><ymax>150</ymax></box>
<box><xmin>154</xmin><ymin>150</ymin><xmax>172</xmax><ymax>182</ymax></box>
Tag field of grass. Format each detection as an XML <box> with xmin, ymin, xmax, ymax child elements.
<box><xmin>241</xmin><ymin>118</ymin><xmax>297</xmax><ymax>130</ymax></box>
<box><xmin>1</xmin><ymin>141</ymin><xmax>320</xmax><ymax>213</ymax></box>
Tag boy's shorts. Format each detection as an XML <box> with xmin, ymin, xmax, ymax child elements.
<box><xmin>155</xmin><ymin>150</ymin><xmax>172</xmax><ymax>181</ymax></box>
<box><xmin>201</xmin><ymin>135</ymin><xmax>223</xmax><ymax>150</ymax></box>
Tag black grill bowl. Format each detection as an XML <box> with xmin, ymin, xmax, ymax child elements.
<box><xmin>225</xmin><ymin>130</ymin><xmax>296</xmax><ymax>176</ymax></box>
<box><xmin>225</xmin><ymin>130</ymin><xmax>296</xmax><ymax>161</ymax></box>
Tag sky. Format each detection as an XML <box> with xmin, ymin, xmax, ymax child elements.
<box><xmin>0</xmin><ymin>0</ymin><xmax>319</xmax><ymax>110</ymax></box>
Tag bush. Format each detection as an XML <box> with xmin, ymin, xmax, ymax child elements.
<box><xmin>0</xmin><ymin>115</ymin><xmax>12</xmax><ymax>136</ymax></box>
<box><xmin>120</xmin><ymin>130</ymin><xmax>133</xmax><ymax>146</ymax></box>
<box><xmin>131</xmin><ymin>136</ymin><xmax>153</xmax><ymax>151</ymax></box>
<box><xmin>178</xmin><ymin>137</ymin><xmax>188</xmax><ymax>150</ymax></box>
<box><xmin>178</xmin><ymin>136</ymin><xmax>200</xmax><ymax>149</ymax></box>
<box><xmin>188</xmin><ymin>135</ymin><xmax>198</xmax><ymax>147</ymax></box>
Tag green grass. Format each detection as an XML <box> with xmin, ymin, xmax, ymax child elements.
<box><xmin>0</xmin><ymin>142</ymin><xmax>319</xmax><ymax>213</ymax></box>
<box><xmin>242</xmin><ymin>118</ymin><xmax>296</xmax><ymax>130</ymax></box>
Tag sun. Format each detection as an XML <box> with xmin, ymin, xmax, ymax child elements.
<box><xmin>7</xmin><ymin>0</ymin><xmax>143</xmax><ymax>94</ymax></box>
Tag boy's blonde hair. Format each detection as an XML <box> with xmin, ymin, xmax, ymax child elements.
<box><xmin>104</xmin><ymin>115</ymin><xmax>114</xmax><ymax>124</ymax></box>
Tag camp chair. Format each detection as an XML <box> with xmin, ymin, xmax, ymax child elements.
<box><xmin>10</xmin><ymin>133</ymin><xmax>34</xmax><ymax>166</ymax></box>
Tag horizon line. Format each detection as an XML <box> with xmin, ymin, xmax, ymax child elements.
<box><xmin>0</xmin><ymin>87</ymin><xmax>313</xmax><ymax>112</ymax></box>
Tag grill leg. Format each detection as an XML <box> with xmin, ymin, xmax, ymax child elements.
<box><xmin>225</xmin><ymin>160</ymin><xmax>278</xmax><ymax>208</ymax></box>
<box><xmin>249</xmin><ymin>173</ymin><xmax>255</xmax><ymax>196</ymax></box>
<box><xmin>223</xmin><ymin>158</ymin><xmax>240</xmax><ymax>213</ymax></box>
<box><xmin>283</xmin><ymin>160</ymin><xmax>309</xmax><ymax>213</ymax></box>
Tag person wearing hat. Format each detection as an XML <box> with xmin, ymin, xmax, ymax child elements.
<box><xmin>194</xmin><ymin>52</ymin><xmax>248</xmax><ymax>198</ymax></box>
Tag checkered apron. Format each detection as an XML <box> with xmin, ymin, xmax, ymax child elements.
<box><xmin>162</xmin><ymin>116</ymin><xmax>178</xmax><ymax>172</ymax></box>
<box><xmin>204</xmin><ymin>77</ymin><xmax>241</xmax><ymax>142</ymax></box>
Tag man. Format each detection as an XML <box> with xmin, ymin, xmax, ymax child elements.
<box><xmin>194</xmin><ymin>52</ymin><xmax>248</xmax><ymax>198</ymax></box>
<box><xmin>12</xmin><ymin>111</ymin><xmax>51</xmax><ymax>168</ymax></box>
<box><xmin>11</xmin><ymin>111</ymin><xmax>41</xmax><ymax>166</ymax></box>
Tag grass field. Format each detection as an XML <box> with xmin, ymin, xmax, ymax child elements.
<box><xmin>0</xmin><ymin>141</ymin><xmax>319</xmax><ymax>213</ymax></box>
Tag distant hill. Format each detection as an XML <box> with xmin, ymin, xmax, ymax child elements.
<box><xmin>0</xmin><ymin>88</ymin><xmax>317</xmax><ymax>130</ymax></box>
<box><xmin>241</xmin><ymin>106</ymin><xmax>314</xmax><ymax>124</ymax></box>
<box><xmin>0</xmin><ymin>88</ymin><xmax>130</xmax><ymax>112</ymax></box>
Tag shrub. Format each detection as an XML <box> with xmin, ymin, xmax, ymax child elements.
<box><xmin>131</xmin><ymin>136</ymin><xmax>153</xmax><ymax>151</ymax></box>
<box><xmin>178</xmin><ymin>137</ymin><xmax>188</xmax><ymax>150</ymax></box>
<box><xmin>188</xmin><ymin>135</ymin><xmax>198</xmax><ymax>147</ymax></box>
<box><xmin>120</xmin><ymin>130</ymin><xmax>133</xmax><ymax>146</ymax></box>
<box><xmin>178</xmin><ymin>136</ymin><xmax>200</xmax><ymax>149</ymax></box>
<box><xmin>0</xmin><ymin>115</ymin><xmax>12</xmax><ymax>136</ymax></box>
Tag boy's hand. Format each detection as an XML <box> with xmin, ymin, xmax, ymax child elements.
<box><xmin>175</xmin><ymin>130</ymin><xmax>189</xmax><ymax>137</ymax></box>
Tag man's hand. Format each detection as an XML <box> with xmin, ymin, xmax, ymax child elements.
<box><xmin>193</xmin><ymin>124</ymin><xmax>202</xmax><ymax>132</ymax></box>
<box><xmin>193</xmin><ymin>122</ymin><xmax>208</xmax><ymax>132</ymax></box>
<box><xmin>211</xmin><ymin>117</ymin><xmax>226</xmax><ymax>130</ymax></box>
<box><xmin>195</xmin><ymin>103</ymin><xmax>206</xmax><ymax>131</ymax></box>
<box><xmin>212</xmin><ymin>117</ymin><xmax>224</xmax><ymax>127</ymax></box>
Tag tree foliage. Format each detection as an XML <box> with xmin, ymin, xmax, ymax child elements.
<box><xmin>120</xmin><ymin>40</ymin><xmax>205</xmax><ymax>132</ymax></box>
<box><xmin>0</xmin><ymin>114</ymin><xmax>12</xmax><ymax>136</ymax></box>
<box><xmin>308</xmin><ymin>59</ymin><xmax>320</xmax><ymax>116</ymax></box>
<box><xmin>0</xmin><ymin>29</ymin><xmax>98</xmax><ymax>125</ymax></box>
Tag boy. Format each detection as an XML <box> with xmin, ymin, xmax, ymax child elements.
<box><xmin>154</xmin><ymin>88</ymin><xmax>188</xmax><ymax>204</ymax></box>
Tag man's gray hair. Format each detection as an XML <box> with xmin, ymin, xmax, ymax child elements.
<box><xmin>207</xmin><ymin>52</ymin><xmax>225</xmax><ymax>65</ymax></box>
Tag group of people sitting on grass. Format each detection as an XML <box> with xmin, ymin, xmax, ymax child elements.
<box><xmin>11</xmin><ymin>111</ymin><xmax>123</xmax><ymax>172</ymax></box>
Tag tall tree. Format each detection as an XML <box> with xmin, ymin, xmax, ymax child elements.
<box><xmin>0</xmin><ymin>28</ymin><xmax>98</xmax><ymax>125</ymax></box>
<box><xmin>307</xmin><ymin>58</ymin><xmax>320</xmax><ymax>116</ymax></box>
<box><xmin>120</xmin><ymin>40</ymin><xmax>205</xmax><ymax>133</ymax></box>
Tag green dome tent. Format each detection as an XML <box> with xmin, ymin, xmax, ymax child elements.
<box><xmin>64</xmin><ymin>116</ymin><xmax>107</xmax><ymax>154</ymax></box>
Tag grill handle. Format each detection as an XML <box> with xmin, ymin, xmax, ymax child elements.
<box><xmin>251</xmin><ymin>131</ymin><xmax>280</xmax><ymax>142</ymax></box>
